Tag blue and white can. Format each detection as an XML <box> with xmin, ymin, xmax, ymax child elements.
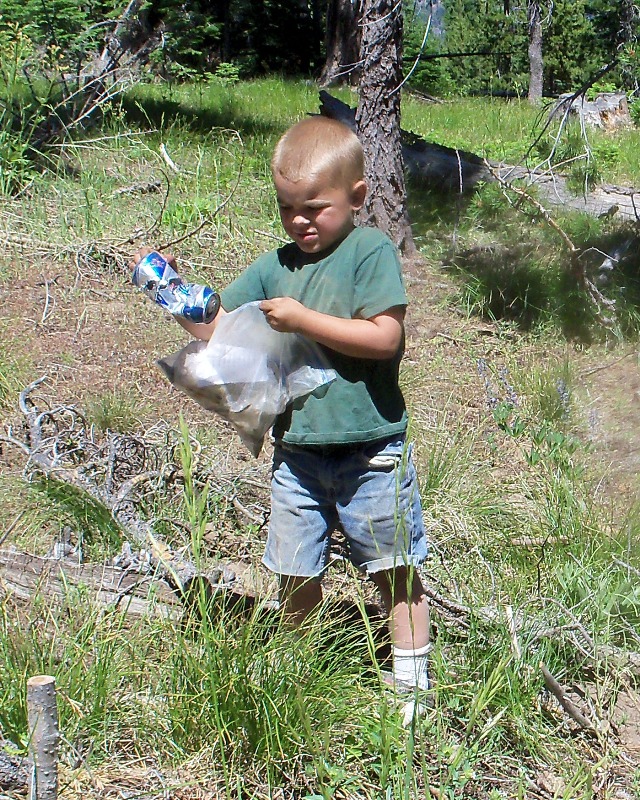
<box><xmin>132</xmin><ymin>251</ymin><xmax>220</xmax><ymax>324</ymax></box>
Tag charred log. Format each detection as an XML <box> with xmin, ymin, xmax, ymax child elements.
<box><xmin>319</xmin><ymin>90</ymin><xmax>489</xmax><ymax>194</ymax></box>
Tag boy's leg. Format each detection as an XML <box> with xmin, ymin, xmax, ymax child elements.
<box><xmin>334</xmin><ymin>436</ymin><xmax>430</xmax><ymax>696</ymax></box>
<box><xmin>265</xmin><ymin>445</ymin><xmax>337</xmax><ymax>625</ymax></box>
<box><xmin>371</xmin><ymin>566</ymin><xmax>431</xmax><ymax>692</ymax></box>
<box><xmin>371</xmin><ymin>565</ymin><xmax>430</xmax><ymax>649</ymax></box>
<box><xmin>279</xmin><ymin>575</ymin><xmax>323</xmax><ymax>626</ymax></box>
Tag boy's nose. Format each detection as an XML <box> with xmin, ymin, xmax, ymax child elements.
<box><xmin>292</xmin><ymin>212</ymin><xmax>310</xmax><ymax>225</ymax></box>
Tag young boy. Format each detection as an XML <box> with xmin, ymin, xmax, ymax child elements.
<box><xmin>131</xmin><ymin>117</ymin><xmax>431</xmax><ymax>716</ymax></box>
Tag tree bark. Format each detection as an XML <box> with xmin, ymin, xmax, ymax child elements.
<box><xmin>528</xmin><ymin>1</ymin><xmax>543</xmax><ymax>104</ymax></box>
<box><xmin>356</xmin><ymin>0</ymin><xmax>415</xmax><ymax>256</ymax></box>
<box><xmin>27</xmin><ymin>676</ymin><xmax>59</xmax><ymax>800</ymax></box>
<box><xmin>319</xmin><ymin>0</ymin><xmax>362</xmax><ymax>86</ymax></box>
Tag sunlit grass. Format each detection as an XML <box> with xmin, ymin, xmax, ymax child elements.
<box><xmin>1</xmin><ymin>76</ymin><xmax>640</xmax><ymax>797</ymax></box>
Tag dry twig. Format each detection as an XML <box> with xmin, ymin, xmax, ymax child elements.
<box><xmin>486</xmin><ymin>161</ymin><xmax>617</xmax><ymax>327</ymax></box>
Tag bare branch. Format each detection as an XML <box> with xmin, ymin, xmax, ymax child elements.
<box><xmin>486</xmin><ymin>161</ymin><xmax>617</xmax><ymax>326</ymax></box>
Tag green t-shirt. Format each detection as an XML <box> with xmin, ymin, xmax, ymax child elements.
<box><xmin>220</xmin><ymin>226</ymin><xmax>408</xmax><ymax>446</ymax></box>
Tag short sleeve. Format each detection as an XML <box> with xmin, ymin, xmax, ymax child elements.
<box><xmin>353</xmin><ymin>237</ymin><xmax>407</xmax><ymax>320</ymax></box>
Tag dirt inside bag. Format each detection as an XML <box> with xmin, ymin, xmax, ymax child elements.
<box><xmin>157</xmin><ymin>302</ymin><xmax>336</xmax><ymax>456</ymax></box>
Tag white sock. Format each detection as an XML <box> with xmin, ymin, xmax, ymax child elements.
<box><xmin>392</xmin><ymin>643</ymin><xmax>432</xmax><ymax>691</ymax></box>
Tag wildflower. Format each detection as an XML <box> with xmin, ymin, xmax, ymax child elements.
<box><xmin>477</xmin><ymin>358</ymin><xmax>499</xmax><ymax>408</ymax></box>
<box><xmin>497</xmin><ymin>366</ymin><xmax>519</xmax><ymax>407</ymax></box>
<box><xmin>555</xmin><ymin>378</ymin><xmax>571</xmax><ymax>419</ymax></box>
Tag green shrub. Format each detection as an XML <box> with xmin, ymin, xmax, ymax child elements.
<box><xmin>212</xmin><ymin>62</ymin><xmax>241</xmax><ymax>85</ymax></box>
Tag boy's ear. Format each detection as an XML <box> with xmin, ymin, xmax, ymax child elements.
<box><xmin>351</xmin><ymin>180</ymin><xmax>367</xmax><ymax>211</ymax></box>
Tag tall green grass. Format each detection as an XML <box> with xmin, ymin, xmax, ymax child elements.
<box><xmin>1</xmin><ymin>77</ymin><xmax>640</xmax><ymax>797</ymax></box>
<box><xmin>2</xmin><ymin>416</ymin><xmax>636</xmax><ymax>795</ymax></box>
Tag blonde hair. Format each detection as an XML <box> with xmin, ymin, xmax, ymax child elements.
<box><xmin>271</xmin><ymin>117</ymin><xmax>364</xmax><ymax>188</ymax></box>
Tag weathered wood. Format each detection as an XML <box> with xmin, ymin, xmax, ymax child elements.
<box><xmin>0</xmin><ymin>548</ymin><xmax>267</xmax><ymax>624</ymax></box>
<box><xmin>0</xmin><ymin>548</ymin><xmax>180</xmax><ymax>618</ymax></box>
<box><xmin>0</xmin><ymin>748</ymin><xmax>29</xmax><ymax>791</ymax></box>
<box><xmin>27</xmin><ymin>676</ymin><xmax>59</xmax><ymax>800</ymax></box>
<box><xmin>554</xmin><ymin>92</ymin><xmax>632</xmax><ymax>131</ymax></box>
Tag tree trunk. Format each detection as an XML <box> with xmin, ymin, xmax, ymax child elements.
<box><xmin>27</xmin><ymin>676</ymin><xmax>59</xmax><ymax>800</ymax></box>
<box><xmin>94</xmin><ymin>0</ymin><xmax>145</xmax><ymax>75</ymax></box>
<box><xmin>319</xmin><ymin>0</ymin><xmax>362</xmax><ymax>86</ymax></box>
<box><xmin>528</xmin><ymin>1</ymin><xmax>543</xmax><ymax>103</ymax></box>
<box><xmin>619</xmin><ymin>0</ymin><xmax>636</xmax><ymax>45</ymax></box>
<box><xmin>356</xmin><ymin>0</ymin><xmax>415</xmax><ymax>256</ymax></box>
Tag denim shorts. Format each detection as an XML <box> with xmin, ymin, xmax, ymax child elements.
<box><xmin>263</xmin><ymin>436</ymin><xmax>428</xmax><ymax>578</ymax></box>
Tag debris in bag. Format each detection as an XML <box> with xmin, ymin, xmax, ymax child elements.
<box><xmin>157</xmin><ymin>302</ymin><xmax>336</xmax><ymax>456</ymax></box>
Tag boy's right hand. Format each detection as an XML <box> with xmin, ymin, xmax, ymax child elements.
<box><xmin>128</xmin><ymin>246</ymin><xmax>178</xmax><ymax>273</ymax></box>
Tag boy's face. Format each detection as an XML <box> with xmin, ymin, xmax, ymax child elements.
<box><xmin>274</xmin><ymin>174</ymin><xmax>366</xmax><ymax>254</ymax></box>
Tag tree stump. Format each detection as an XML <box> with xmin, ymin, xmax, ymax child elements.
<box><xmin>26</xmin><ymin>675</ymin><xmax>59</xmax><ymax>800</ymax></box>
<box><xmin>555</xmin><ymin>92</ymin><xmax>632</xmax><ymax>131</ymax></box>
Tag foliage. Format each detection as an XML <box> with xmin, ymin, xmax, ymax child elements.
<box><xmin>441</xmin><ymin>0</ymin><xmax>617</xmax><ymax>97</ymax></box>
<box><xmin>0</xmin><ymin>0</ymin><xmax>106</xmax><ymax>52</ymax></box>
<box><xmin>212</xmin><ymin>62</ymin><xmax>241</xmax><ymax>85</ymax></box>
<box><xmin>2</xmin><ymin>77</ymin><xmax>640</xmax><ymax>796</ymax></box>
<box><xmin>146</xmin><ymin>0</ymin><xmax>223</xmax><ymax>77</ymax></box>
<box><xmin>0</xmin><ymin>21</ymin><xmax>42</xmax><ymax>193</ymax></box>
<box><xmin>143</xmin><ymin>0</ymin><xmax>323</xmax><ymax>79</ymax></box>
<box><xmin>0</xmin><ymin>11</ymin><xmax>138</xmax><ymax>191</ymax></box>
<box><xmin>402</xmin><ymin>4</ymin><xmax>455</xmax><ymax>98</ymax></box>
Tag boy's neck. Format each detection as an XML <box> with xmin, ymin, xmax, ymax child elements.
<box><xmin>299</xmin><ymin>224</ymin><xmax>357</xmax><ymax>259</ymax></box>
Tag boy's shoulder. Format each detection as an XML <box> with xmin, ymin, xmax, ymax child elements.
<box><xmin>256</xmin><ymin>227</ymin><xmax>398</xmax><ymax>273</ymax></box>
<box><xmin>344</xmin><ymin>225</ymin><xmax>395</xmax><ymax>251</ymax></box>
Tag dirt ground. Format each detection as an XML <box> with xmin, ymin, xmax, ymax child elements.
<box><xmin>2</xmin><ymin>246</ymin><xmax>640</xmax><ymax>795</ymax></box>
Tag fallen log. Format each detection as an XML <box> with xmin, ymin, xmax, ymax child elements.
<box><xmin>318</xmin><ymin>91</ymin><xmax>640</xmax><ymax>222</ymax></box>
<box><xmin>0</xmin><ymin>548</ymin><xmax>181</xmax><ymax>618</ymax></box>
<box><xmin>318</xmin><ymin>90</ymin><xmax>489</xmax><ymax>192</ymax></box>
<box><xmin>0</xmin><ymin>545</ymin><xmax>275</xmax><ymax>627</ymax></box>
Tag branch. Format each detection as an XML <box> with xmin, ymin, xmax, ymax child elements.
<box><xmin>486</xmin><ymin>161</ymin><xmax>617</xmax><ymax>327</ymax></box>
<box><xmin>2</xmin><ymin>380</ymin><xmax>272</xmax><ymax>606</ymax></box>
<box><xmin>540</xmin><ymin>662</ymin><xmax>598</xmax><ymax>733</ymax></box>
<box><xmin>6</xmin><ymin>378</ymin><xmax>196</xmax><ymax>590</ymax></box>
<box><xmin>27</xmin><ymin>676</ymin><xmax>59</xmax><ymax>800</ymax></box>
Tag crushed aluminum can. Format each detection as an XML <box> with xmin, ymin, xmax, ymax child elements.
<box><xmin>132</xmin><ymin>251</ymin><xmax>220</xmax><ymax>324</ymax></box>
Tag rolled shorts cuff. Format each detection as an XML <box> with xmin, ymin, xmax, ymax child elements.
<box><xmin>260</xmin><ymin>554</ymin><xmax>326</xmax><ymax>581</ymax></box>
<box><xmin>360</xmin><ymin>552</ymin><xmax>427</xmax><ymax>576</ymax></box>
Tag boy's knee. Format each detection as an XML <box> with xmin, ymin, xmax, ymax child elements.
<box><xmin>371</xmin><ymin>566</ymin><xmax>425</xmax><ymax>603</ymax></box>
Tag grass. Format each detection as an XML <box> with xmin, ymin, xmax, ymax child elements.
<box><xmin>84</xmin><ymin>388</ymin><xmax>141</xmax><ymax>434</ymax></box>
<box><xmin>0</xmin><ymin>76</ymin><xmax>640</xmax><ymax>797</ymax></box>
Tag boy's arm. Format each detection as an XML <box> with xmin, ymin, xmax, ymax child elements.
<box><xmin>175</xmin><ymin>308</ymin><xmax>227</xmax><ymax>341</ymax></box>
<box><xmin>259</xmin><ymin>297</ymin><xmax>404</xmax><ymax>360</ymax></box>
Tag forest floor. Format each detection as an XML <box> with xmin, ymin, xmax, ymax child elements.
<box><xmin>3</xmin><ymin>83</ymin><xmax>640</xmax><ymax>797</ymax></box>
<box><xmin>2</xmin><ymin>239</ymin><xmax>640</xmax><ymax>797</ymax></box>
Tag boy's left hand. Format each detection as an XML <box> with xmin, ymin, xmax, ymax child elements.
<box><xmin>259</xmin><ymin>297</ymin><xmax>306</xmax><ymax>333</ymax></box>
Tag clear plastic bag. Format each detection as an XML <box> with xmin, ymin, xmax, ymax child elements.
<box><xmin>157</xmin><ymin>302</ymin><xmax>336</xmax><ymax>456</ymax></box>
